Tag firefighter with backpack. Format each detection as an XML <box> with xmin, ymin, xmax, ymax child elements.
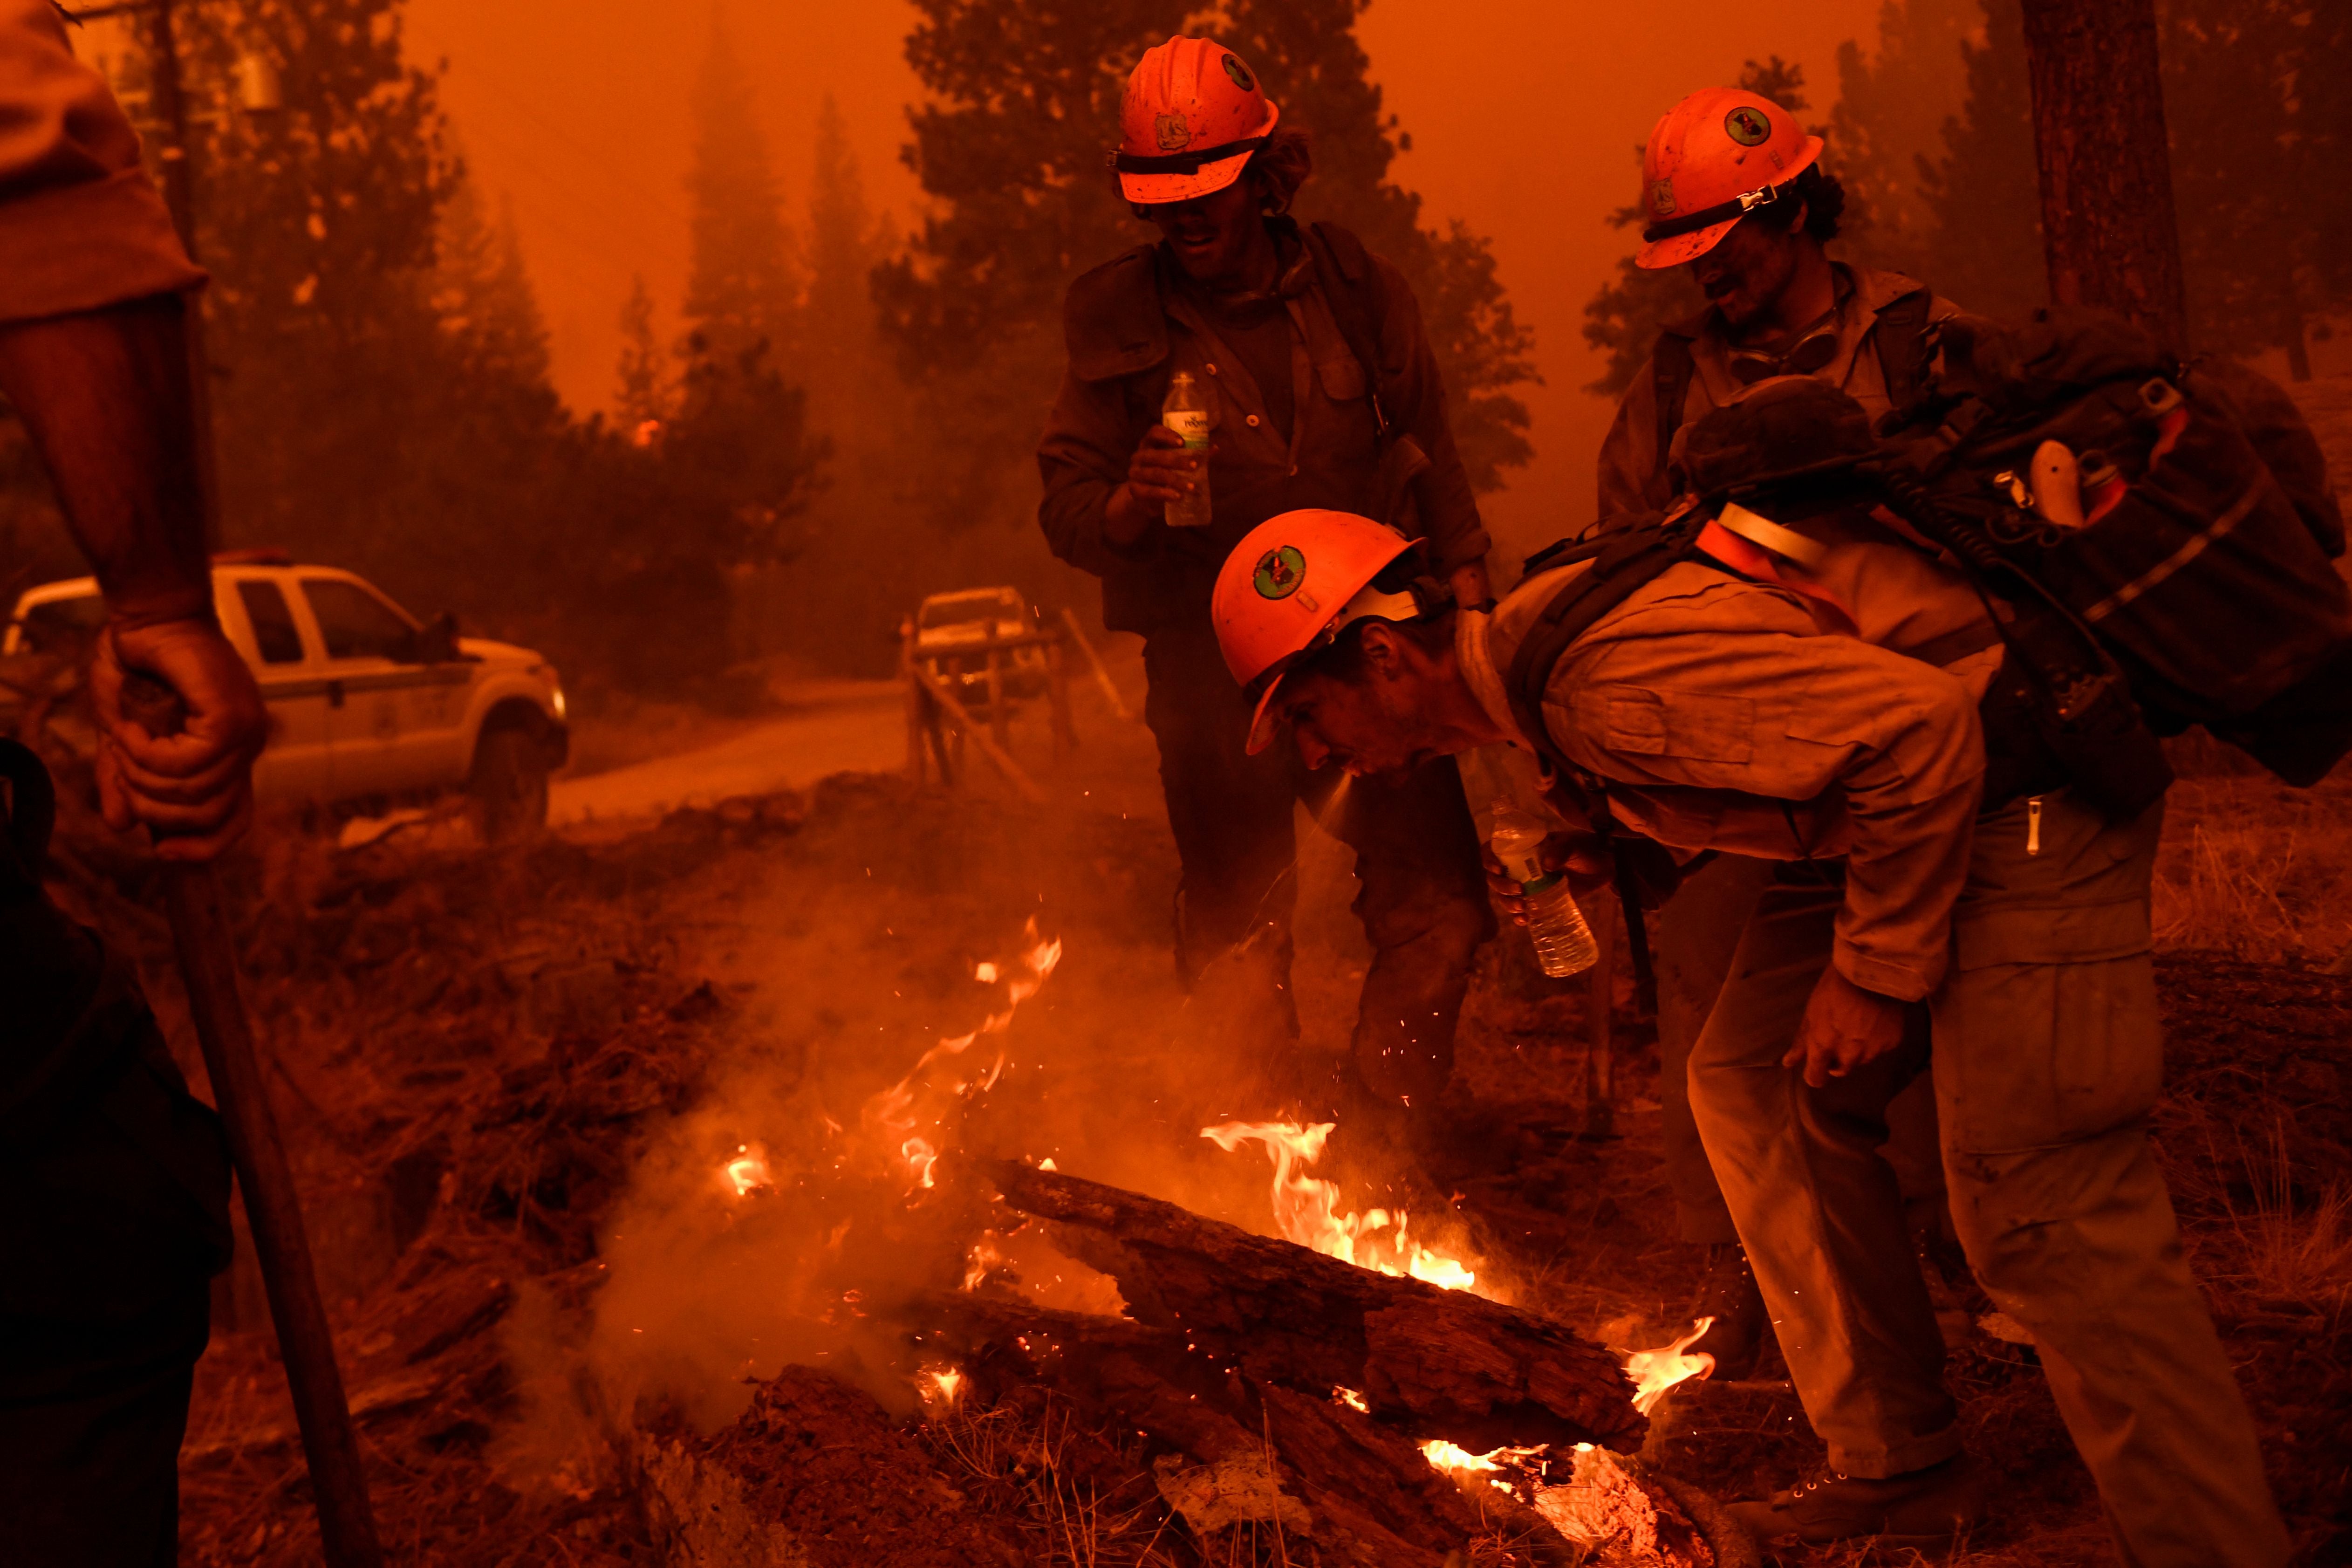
<box><xmin>1204</xmin><ymin>321</ymin><xmax>2332</xmax><ymax>1554</ymax></box>
<box><xmin>1597</xmin><ymin>86</ymin><xmax>1966</xmax><ymax>1381</ymax></box>
<box><xmin>1036</xmin><ymin>36</ymin><xmax>1495</xmax><ymax>1172</ymax></box>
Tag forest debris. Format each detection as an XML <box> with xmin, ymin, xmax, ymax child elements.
<box><xmin>1151</xmin><ymin>1452</ymin><xmax>1313</xmax><ymax>1535</ymax></box>
<box><xmin>1533</xmin><ymin>1445</ymin><xmax>1714</xmax><ymax>1567</ymax></box>
<box><xmin>639</xmin><ymin>1366</ymin><xmax>1026</xmax><ymax>1568</ymax></box>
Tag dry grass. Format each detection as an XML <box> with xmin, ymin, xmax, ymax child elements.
<box><xmin>2152</xmin><ymin>768</ymin><xmax>2352</xmax><ymax>964</ymax></box>
<box><xmin>922</xmin><ymin>1396</ymin><xmax>1192</xmax><ymax>1568</ymax></box>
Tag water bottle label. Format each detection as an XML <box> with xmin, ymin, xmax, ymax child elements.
<box><xmin>1518</xmin><ymin>872</ymin><xmax>1564</xmax><ymax>896</ymax></box>
<box><xmin>1165</xmin><ymin>410</ymin><xmax>1210</xmax><ymax>451</ymax></box>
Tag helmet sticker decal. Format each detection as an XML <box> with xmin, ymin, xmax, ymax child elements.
<box><xmin>1155</xmin><ymin>112</ymin><xmax>1190</xmax><ymax>151</ymax></box>
<box><xmin>1724</xmin><ymin>106</ymin><xmax>1772</xmax><ymax>147</ymax></box>
<box><xmin>1253</xmin><ymin>546</ymin><xmax>1306</xmax><ymax>600</ymax></box>
<box><xmin>1222</xmin><ymin>53</ymin><xmax>1255</xmax><ymax>91</ymax></box>
<box><xmin>1651</xmin><ymin>179</ymin><xmax>1677</xmax><ymax>217</ymax></box>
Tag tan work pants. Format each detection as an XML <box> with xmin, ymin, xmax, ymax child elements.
<box><xmin>1653</xmin><ymin>852</ymin><xmax>1946</xmax><ymax>1245</ymax></box>
<box><xmin>1689</xmin><ymin>791</ymin><xmax>2287</xmax><ymax>1567</ymax></box>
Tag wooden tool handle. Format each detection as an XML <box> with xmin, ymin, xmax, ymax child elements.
<box><xmin>120</xmin><ymin>668</ymin><xmax>385</xmax><ymax>1565</ymax></box>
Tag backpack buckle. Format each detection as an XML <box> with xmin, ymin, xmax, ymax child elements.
<box><xmin>2137</xmin><ymin>377</ymin><xmax>2183</xmax><ymax>418</ymax></box>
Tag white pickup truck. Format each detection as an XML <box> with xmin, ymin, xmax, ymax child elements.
<box><xmin>3</xmin><ymin>554</ymin><xmax>568</xmax><ymax>839</ymax></box>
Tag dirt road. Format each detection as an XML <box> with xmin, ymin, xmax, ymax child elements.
<box><xmin>549</xmin><ymin>679</ymin><xmax>908</xmax><ymax>827</ymax></box>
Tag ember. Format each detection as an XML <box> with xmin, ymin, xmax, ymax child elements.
<box><xmin>1202</xmin><ymin>1118</ymin><xmax>1482</xmax><ymax>1293</ymax></box>
<box><xmin>857</xmin><ymin>919</ymin><xmax>1063</xmax><ymax>1190</ymax></box>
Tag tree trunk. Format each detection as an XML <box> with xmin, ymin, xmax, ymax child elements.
<box><xmin>983</xmin><ymin>1160</ymin><xmax>1648</xmax><ymax>1452</ymax></box>
<box><xmin>2018</xmin><ymin>0</ymin><xmax>2190</xmax><ymax>349</ymax></box>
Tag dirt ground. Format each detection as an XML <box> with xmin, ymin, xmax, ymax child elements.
<box><xmin>56</xmin><ymin>666</ymin><xmax>2352</xmax><ymax>1567</ymax></box>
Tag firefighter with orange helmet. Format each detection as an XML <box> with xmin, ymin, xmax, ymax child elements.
<box><xmin>1036</xmin><ymin>37</ymin><xmax>1494</xmax><ymax>1170</ymax></box>
<box><xmin>1595</xmin><ymin>85</ymin><xmax>1969</xmax><ymax>1391</ymax></box>
<box><xmin>1215</xmin><ymin>499</ymin><xmax>2289</xmax><ymax>1562</ymax></box>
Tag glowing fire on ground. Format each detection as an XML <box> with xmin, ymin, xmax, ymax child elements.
<box><xmin>919</xmin><ymin>1364</ymin><xmax>964</xmax><ymax>1405</ymax></box>
<box><xmin>858</xmin><ymin>918</ymin><xmax>1063</xmax><ymax>1191</ymax></box>
<box><xmin>1202</xmin><ymin>1120</ymin><xmax>1478</xmax><ymax>1293</ymax></box>
<box><xmin>1623</xmin><ymin>1315</ymin><xmax>1716</xmax><ymax>1414</ymax></box>
<box><xmin>722</xmin><ymin>1144</ymin><xmax>771</xmax><ymax>1198</ymax></box>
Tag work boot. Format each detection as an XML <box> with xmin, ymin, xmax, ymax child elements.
<box><xmin>1729</xmin><ymin>1454</ymin><xmax>1984</xmax><ymax>1548</ymax></box>
<box><xmin>1684</xmin><ymin>1242</ymin><xmax>1769</xmax><ymax>1381</ymax></box>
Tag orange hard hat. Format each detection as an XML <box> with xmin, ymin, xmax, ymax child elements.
<box><xmin>1212</xmin><ymin>510</ymin><xmax>1433</xmax><ymax>755</ymax></box>
<box><xmin>1635</xmin><ymin>87</ymin><xmax>1824</xmax><ymax>270</ymax></box>
<box><xmin>1113</xmin><ymin>36</ymin><xmax>1281</xmax><ymax>205</ymax></box>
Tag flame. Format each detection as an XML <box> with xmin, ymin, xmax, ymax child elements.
<box><xmin>859</xmin><ymin>920</ymin><xmax>1062</xmax><ymax>1191</ymax></box>
<box><xmin>1333</xmin><ymin>1387</ymin><xmax>1369</xmax><ymax>1414</ymax></box>
<box><xmin>1202</xmin><ymin>1120</ymin><xmax>1478</xmax><ymax>1293</ymax></box>
<box><xmin>722</xmin><ymin>1144</ymin><xmax>771</xmax><ymax>1198</ymax></box>
<box><xmin>1623</xmin><ymin>1316</ymin><xmax>1716</xmax><ymax>1414</ymax></box>
<box><xmin>1421</xmin><ymin>1438</ymin><xmax>1546</xmax><ymax>1497</ymax></box>
<box><xmin>918</xmin><ymin>1363</ymin><xmax>964</xmax><ymax>1405</ymax></box>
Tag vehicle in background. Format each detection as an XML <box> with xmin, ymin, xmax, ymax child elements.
<box><xmin>912</xmin><ymin>586</ymin><xmax>1048</xmax><ymax>708</ymax></box>
<box><xmin>3</xmin><ymin>553</ymin><xmax>568</xmax><ymax>840</ymax></box>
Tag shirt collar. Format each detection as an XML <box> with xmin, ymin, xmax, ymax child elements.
<box><xmin>1456</xmin><ymin>608</ymin><xmax>1536</xmax><ymax>753</ymax></box>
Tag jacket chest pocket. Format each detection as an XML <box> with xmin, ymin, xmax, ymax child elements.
<box><xmin>1315</xmin><ymin>354</ymin><xmax>1367</xmax><ymax>402</ymax></box>
<box><xmin>1593</xmin><ymin>687</ymin><xmax>1757</xmax><ymax>763</ymax></box>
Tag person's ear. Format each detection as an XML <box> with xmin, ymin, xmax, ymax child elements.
<box><xmin>1359</xmin><ymin>622</ymin><xmax>1406</xmax><ymax>681</ymax></box>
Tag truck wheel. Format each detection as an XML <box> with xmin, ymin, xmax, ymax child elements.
<box><xmin>469</xmin><ymin>728</ymin><xmax>548</xmax><ymax>843</ymax></box>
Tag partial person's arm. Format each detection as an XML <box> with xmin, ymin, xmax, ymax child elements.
<box><xmin>0</xmin><ymin>298</ymin><xmax>265</xmax><ymax>858</ymax></box>
<box><xmin>0</xmin><ymin>0</ymin><xmax>261</xmax><ymax>859</ymax></box>
<box><xmin>1369</xmin><ymin>257</ymin><xmax>1491</xmax><ymax>602</ymax></box>
<box><xmin>1038</xmin><ymin>364</ymin><xmax>1166</xmax><ymax>574</ymax></box>
<box><xmin>0</xmin><ymin>0</ymin><xmax>205</xmax><ymax>318</ymax></box>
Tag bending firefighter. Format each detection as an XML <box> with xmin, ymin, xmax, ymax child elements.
<box><xmin>1209</xmin><ymin>492</ymin><xmax>2289</xmax><ymax>1563</ymax></box>
<box><xmin>1596</xmin><ymin>85</ymin><xmax>1964</xmax><ymax>1379</ymax></box>
<box><xmin>1038</xmin><ymin>36</ymin><xmax>1493</xmax><ymax>1159</ymax></box>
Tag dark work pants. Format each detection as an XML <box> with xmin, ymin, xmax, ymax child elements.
<box><xmin>1142</xmin><ymin>620</ymin><xmax>1494</xmax><ymax>1106</ymax></box>
<box><xmin>0</xmin><ymin>1284</ymin><xmax>211</xmax><ymax>1568</ymax></box>
<box><xmin>2</xmin><ymin>755</ymin><xmax>229</xmax><ymax>1568</ymax></box>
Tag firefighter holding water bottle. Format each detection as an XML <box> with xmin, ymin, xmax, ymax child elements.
<box><xmin>1035</xmin><ymin>34</ymin><xmax>1494</xmax><ymax>1177</ymax></box>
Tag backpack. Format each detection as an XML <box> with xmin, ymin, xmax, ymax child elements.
<box><xmin>1877</xmin><ymin>309</ymin><xmax>2352</xmax><ymax>784</ymax></box>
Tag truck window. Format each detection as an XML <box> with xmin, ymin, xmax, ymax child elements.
<box><xmin>235</xmin><ymin>581</ymin><xmax>307</xmax><ymax>664</ymax></box>
<box><xmin>15</xmin><ymin>593</ymin><xmax>105</xmax><ymax>655</ymax></box>
<box><xmin>303</xmin><ymin>578</ymin><xmax>417</xmax><ymax>662</ymax></box>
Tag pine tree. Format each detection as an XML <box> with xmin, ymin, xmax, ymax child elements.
<box><xmin>680</xmin><ymin>9</ymin><xmax>800</xmax><ymax>370</ymax></box>
<box><xmin>1830</xmin><ymin>0</ymin><xmax>1977</xmax><ymax>279</ymax></box>
<box><xmin>433</xmin><ymin>171</ymin><xmax>552</xmax><ymax>391</ymax></box>
<box><xmin>2163</xmin><ymin>0</ymin><xmax>2351</xmax><ymax>374</ymax></box>
<box><xmin>1912</xmin><ymin>0</ymin><xmax>2044</xmax><ymax>317</ymax></box>
<box><xmin>615</xmin><ymin>274</ymin><xmax>670</xmax><ymax>431</ymax></box>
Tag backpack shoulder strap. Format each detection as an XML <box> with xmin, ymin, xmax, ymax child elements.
<box><xmin>1650</xmin><ymin>330</ymin><xmax>1697</xmax><ymax>487</ymax></box>
<box><xmin>1306</xmin><ymin>221</ymin><xmax>1394</xmax><ymax>443</ymax></box>
<box><xmin>1502</xmin><ymin>521</ymin><xmax>1699</xmax><ymax>778</ymax></box>
<box><xmin>1870</xmin><ymin>287</ymin><xmax>1937</xmax><ymax>417</ymax></box>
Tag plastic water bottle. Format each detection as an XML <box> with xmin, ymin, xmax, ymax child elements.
<box><xmin>1491</xmin><ymin>805</ymin><xmax>1599</xmax><ymax>979</ymax></box>
<box><xmin>1162</xmin><ymin>371</ymin><xmax>1214</xmax><ymax>528</ymax></box>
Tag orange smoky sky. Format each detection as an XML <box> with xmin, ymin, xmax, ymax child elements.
<box><xmin>408</xmin><ymin>0</ymin><xmax>1890</xmax><ymax>552</ymax></box>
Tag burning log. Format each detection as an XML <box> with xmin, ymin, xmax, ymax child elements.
<box><xmin>910</xmin><ymin>1291</ymin><xmax>1532</xmax><ymax>1568</ymax></box>
<box><xmin>985</xmin><ymin>1160</ymin><xmax>1648</xmax><ymax>1453</ymax></box>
